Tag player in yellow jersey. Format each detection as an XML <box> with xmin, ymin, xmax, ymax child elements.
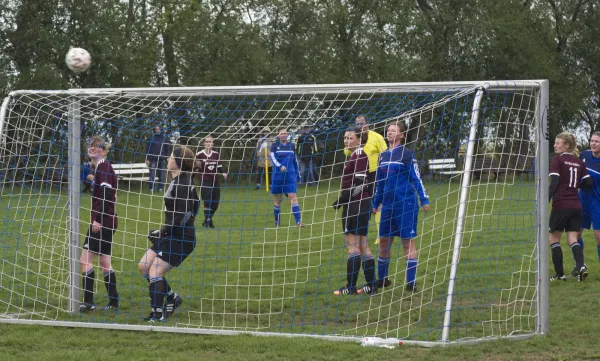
<box><xmin>345</xmin><ymin>115</ymin><xmax>388</xmax><ymax>243</ymax></box>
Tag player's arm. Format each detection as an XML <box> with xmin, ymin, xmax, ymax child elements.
<box><xmin>94</xmin><ymin>165</ymin><xmax>115</xmax><ymax>224</ymax></box>
<box><xmin>548</xmin><ymin>157</ymin><xmax>561</xmax><ymax>202</ymax></box>
<box><xmin>172</xmin><ymin>183</ymin><xmax>195</xmax><ymax>227</ymax></box>
<box><xmin>217</xmin><ymin>154</ymin><xmax>228</xmax><ymax>175</ymax></box>
<box><xmin>371</xmin><ymin>155</ymin><xmax>385</xmax><ymax>210</ymax></box>
<box><xmin>270</xmin><ymin>143</ymin><xmax>282</xmax><ymax>169</ymax></box>
<box><xmin>409</xmin><ymin>158</ymin><xmax>429</xmax><ymax>206</ymax></box>
<box><xmin>579</xmin><ymin>166</ymin><xmax>593</xmax><ymax>189</ymax></box>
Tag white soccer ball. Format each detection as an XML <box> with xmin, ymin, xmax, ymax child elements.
<box><xmin>65</xmin><ymin>47</ymin><xmax>91</xmax><ymax>73</ymax></box>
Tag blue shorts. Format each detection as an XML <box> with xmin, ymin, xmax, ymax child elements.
<box><xmin>379</xmin><ymin>204</ymin><xmax>419</xmax><ymax>239</ymax></box>
<box><xmin>270</xmin><ymin>178</ymin><xmax>297</xmax><ymax>195</ymax></box>
<box><xmin>582</xmin><ymin>206</ymin><xmax>600</xmax><ymax>231</ymax></box>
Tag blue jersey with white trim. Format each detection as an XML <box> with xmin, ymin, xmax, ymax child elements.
<box><xmin>580</xmin><ymin>150</ymin><xmax>600</xmax><ymax>209</ymax></box>
<box><xmin>372</xmin><ymin>144</ymin><xmax>429</xmax><ymax>211</ymax></box>
<box><xmin>270</xmin><ymin>141</ymin><xmax>299</xmax><ymax>183</ymax></box>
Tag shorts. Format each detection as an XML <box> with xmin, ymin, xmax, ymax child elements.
<box><xmin>379</xmin><ymin>203</ymin><xmax>419</xmax><ymax>239</ymax></box>
<box><xmin>581</xmin><ymin>202</ymin><xmax>600</xmax><ymax>231</ymax></box>
<box><xmin>549</xmin><ymin>208</ymin><xmax>582</xmax><ymax>233</ymax></box>
<box><xmin>151</xmin><ymin>231</ymin><xmax>196</xmax><ymax>267</ymax></box>
<box><xmin>342</xmin><ymin>198</ymin><xmax>371</xmax><ymax>236</ymax></box>
<box><xmin>270</xmin><ymin>179</ymin><xmax>297</xmax><ymax>195</ymax></box>
<box><xmin>83</xmin><ymin>224</ymin><xmax>116</xmax><ymax>255</ymax></box>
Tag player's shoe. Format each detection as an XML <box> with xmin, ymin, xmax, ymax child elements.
<box><xmin>356</xmin><ymin>284</ymin><xmax>377</xmax><ymax>296</ymax></box>
<box><xmin>102</xmin><ymin>299</ymin><xmax>119</xmax><ymax>311</ymax></box>
<box><xmin>164</xmin><ymin>294</ymin><xmax>183</xmax><ymax>319</ymax></box>
<box><xmin>549</xmin><ymin>274</ymin><xmax>567</xmax><ymax>281</ymax></box>
<box><xmin>207</xmin><ymin>219</ymin><xmax>215</xmax><ymax>229</ymax></box>
<box><xmin>333</xmin><ymin>286</ymin><xmax>357</xmax><ymax>296</ymax></box>
<box><xmin>375</xmin><ymin>278</ymin><xmax>392</xmax><ymax>289</ymax></box>
<box><xmin>201</xmin><ymin>220</ymin><xmax>208</xmax><ymax>228</ymax></box>
<box><xmin>297</xmin><ymin>222</ymin><xmax>304</xmax><ymax>228</ymax></box>
<box><xmin>79</xmin><ymin>303</ymin><xmax>96</xmax><ymax>313</ymax></box>
<box><xmin>144</xmin><ymin>311</ymin><xmax>164</xmax><ymax>322</ymax></box>
<box><xmin>406</xmin><ymin>283</ymin><xmax>417</xmax><ymax>292</ymax></box>
<box><xmin>570</xmin><ymin>264</ymin><xmax>587</xmax><ymax>278</ymax></box>
<box><xmin>576</xmin><ymin>266</ymin><xmax>589</xmax><ymax>282</ymax></box>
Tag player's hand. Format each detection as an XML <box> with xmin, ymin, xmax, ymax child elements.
<box><xmin>372</xmin><ymin>208</ymin><xmax>378</xmax><ymax>215</ymax></box>
<box><xmin>280</xmin><ymin>166</ymin><xmax>287</xmax><ymax>172</ymax></box>
<box><xmin>332</xmin><ymin>200</ymin><xmax>341</xmax><ymax>210</ymax></box>
<box><xmin>223</xmin><ymin>173</ymin><xmax>228</xmax><ymax>180</ymax></box>
<box><xmin>145</xmin><ymin>160</ymin><xmax>150</xmax><ymax>166</ymax></box>
<box><xmin>422</xmin><ymin>204</ymin><xmax>430</xmax><ymax>213</ymax></box>
<box><xmin>148</xmin><ymin>229</ymin><xmax>160</xmax><ymax>245</ymax></box>
<box><xmin>351</xmin><ymin>184</ymin><xmax>364</xmax><ymax>198</ymax></box>
<box><xmin>92</xmin><ymin>221</ymin><xmax>101</xmax><ymax>233</ymax></box>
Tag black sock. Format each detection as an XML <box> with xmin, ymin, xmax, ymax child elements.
<box><xmin>82</xmin><ymin>268</ymin><xmax>95</xmax><ymax>304</ymax></box>
<box><xmin>164</xmin><ymin>279</ymin><xmax>174</xmax><ymax>301</ymax></box>
<box><xmin>347</xmin><ymin>253</ymin><xmax>361</xmax><ymax>288</ymax></box>
<box><xmin>103</xmin><ymin>270</ymin><xmax>119</xmax><ymax>303</ymax></box>
<box><xmin>149</xmin><ymin>277</ymin><xmax>166</xmax><ymax>315</ymax></box>
<box><xmin>362</xmin><ymin>256</ymin><xmax>376</xmax><ymax>287</ymax></box>
<box><xmin>571</xmin><ymin>243</ymin><xmax>584</xmax><ymax>270</ymax></box>
<box><xmin>551</xmin><ymin>243</ymin><xmax>564</xmax><ymax>276</ymax></box>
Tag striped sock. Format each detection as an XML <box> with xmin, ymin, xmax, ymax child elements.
<box><xmin>406</xmin><ymin>259</ymin><xmax>418</xmax><ymax>286</ymax></box>
<box><xmin>292</xmin><ymin>203</ymin><xmax>302</xmax><ymax>225</ymax></box>
<box><xmin>273</xmin><ymin>206</ymin><xmax>281</xmax><ymax>225</ymax></box>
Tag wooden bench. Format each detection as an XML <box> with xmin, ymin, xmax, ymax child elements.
<box><xmin>112</xmin><ymin>163</ymin><xmax>149</xmax><ymax>181</ymax></box>
<box><xmin>428</xmin><ymin>158</ymin><xmax>463</xmax><ymax>179</ymax></box>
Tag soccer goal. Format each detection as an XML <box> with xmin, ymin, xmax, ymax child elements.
<box><xmin>0</xmin><ymin>81</ymin><xmax>549</xmax><ymax>346</ymax></box>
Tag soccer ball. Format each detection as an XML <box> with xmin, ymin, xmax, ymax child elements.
<box><xmin>65</xmin><ymin>47</ymin><xmax>91</xmax><ymax>73</ymax></box>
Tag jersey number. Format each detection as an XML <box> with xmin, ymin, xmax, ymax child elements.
<box><xmin>568</xmin><ymin>167</ymin><xmax>578</xmax><ymax>188</ymax></box>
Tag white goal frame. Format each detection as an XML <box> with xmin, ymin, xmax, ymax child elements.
<box><xmin>0</xmin><ymin>81</ymin><xmax>549</xmax><ymax>346</ymax></box>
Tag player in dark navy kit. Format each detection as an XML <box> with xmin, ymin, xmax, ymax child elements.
<box><xmin>549</xmin><ymin>132</ymin><xmax>593</xmax><ymax>282</ymax></box>
<box><xmin>371</xmin><ymin>122</ymin><xmax>430</xmax><ymax>292</ymax></box>
<box><xmin>80</xmin><ymin>136</ymin><xmax>120</xmax><ymax>312</ymax></box>
<box><xmin>270</xmin><ymin>128</ymin><xmax>303</xmax><ymax>227</ymax></box>
<box><xmin>138</xmin><ymin>146</ymin><xmax>200</xmax><ymax>322</ymax></box>
<box><xmin>332</xmin><ymin>128</ymin><xmax>376</xmax><ymax>296</ymax></box>
<box><xmin>195</xmin><ymin>135</ymin><xmax>227</xmax><ymax>228</ymax></box>
<box><xmin>577</xmin><ymin>131</ymin><xmax>600</xmax><ymax>266</ymax></box>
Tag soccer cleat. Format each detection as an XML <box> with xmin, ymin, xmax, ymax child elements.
<box><xmin>550</xmin><ymin>274</ymin><xmax>567</xmax><ymax>281</ymax></box>
<box><xmin>297</xmin><ymin>222</ymin><xmax>304</xmax><ymax>228</ymax></box>
<box><xmin>333</xmin><ymin>286</ymin><xmax>357</xmax><ymax>296</ymax></box>
<box><xmin>406</xmin><ymin>283</ymin><xmax>417</xmax><ymax>292</ymax></box>
<box><xmin>102</xmin><ymin>299</ymin><xmax>119</xmax><ymax>311</ymax></box>
<box><xmin>201</xmin><ymin>220</ymin><xmax>208</xmax><ymax>228</ymax></box>
<box><xmin>207</xmin><ymin>219</ymin><xmax>215</xmax><ymax>229</ymax></box>
<box><xmin>164</xmin><ymin>294</ymin><xmax>183</xmax><ymax>319</ymax></box>
<box><xmin>577</xmin><ymin>266</ymin><xmax>589</xmax><ymax>282</ymax></box>
<box><xmin>375</xmin><ymin>278</ymin><xmax>392</xmax><ymax>289</ymax></box>
<box><xmin>356</xmin><ymin>284</ymin><xmax>377</xmax><ymax>296</ymax></box>
<box><xmin>79</xmin><ymin>303</ymin><xmax>96</xmax><ymax>313</ymax></box>
<box><xmin>144</xmin><ymin>311</ymin><xmax>164</xmax><ymax>322</ymax></box>
<box><xmin>570</xmin><ymin>266</ymin><xmax>578</xmax><ymax>278</ymax></box>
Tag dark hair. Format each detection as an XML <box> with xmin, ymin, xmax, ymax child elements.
<box><xmin>172</xmin><ymin>146</ymin><xmax>195</xmax><ymax>172</ymax></box>
<box><xmin>278</xmin><ymin>127</ymin><xmax>287</xmax><ymax>134</ymax></box>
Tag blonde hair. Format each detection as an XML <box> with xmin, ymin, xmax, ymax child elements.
<box><xmin>88</xmin><ymin>135</ymin><xmax>110</xmax><ymax>152</ymax></box>
<box><xmin>556</xmin><ymin>132</ymin><xmax>579</xmax><ymax>157</ymax></box>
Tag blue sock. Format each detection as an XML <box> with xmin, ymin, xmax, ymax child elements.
<box><xmin>273</xmin><ymin>205</ymin><xmax>281</xmax><ymax>225</ymax></box>
<box><xmin>578</xmin><ymin>237</ymin><xmax>584</xmax><ymax>251</ymax></box>
<box><xmin>597</xmin><ymin>244</ymin><xmax>600</xmax><ymax>262</ymax></box>
<box><xmin>377</xmin><ymin>257</ymin><xmax>390</xmax><ymax>280</ymax></box>
<box><xmin>406</xmin><ymin>258</ymin><xmax>418</xmax><ymax>286</ymax></box>
<box><xmin>292</xmin><ymin>203</ymin><xmax>302</xmax><ymax>224</ymax></box>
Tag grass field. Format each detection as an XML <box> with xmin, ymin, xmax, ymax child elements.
<box><xmin>2</xmin><ymin>175</ymin><xmax>592</xmax><ymax>359</ymax></box>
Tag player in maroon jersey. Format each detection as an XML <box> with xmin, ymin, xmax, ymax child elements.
<box><xmin>80</xmin><ymin>136</ymin><xmax>120</xmax><ymax>312</ymax></box>
<box><xmin>549</xmin><ymin>132</ymin><xmax>593</xmax><ymax>282</ymax></box>
<box><xmin>194</xmin><ymin>135</ymin><xmax>228</xmax><ymax>228</ymax></box>
<box><xmin>331</xmin><ymin>128</ymin><xmax>376</xmax><ymax>296</ymax></box>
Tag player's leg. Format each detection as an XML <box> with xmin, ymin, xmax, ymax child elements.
<box><xmin>288</xmin><ymin>193</ymin><xmax>302</xmax><ymax>227</ymax></box>
<box><xmin>566</xmin><ymin>209</ymin><xmax>586</xmax><ymax>281</ymax></box>
<box><xmin>255</xmin><ymin>166</ymin><xmax>264</xmax><ymax>190</ymax></box>
<box><xmin>334</xmin><ymin>231</ymin><xmax>361</xmax><ymax>295</ymax></box>
<box><xmin>146</xmin><ymin>255</ymin><xmax>172</xmax><ymax>321</ymax></box>
<box><xmin>200</xmin><ymin>185</ymin><xmax>211</xmax><ymax>227</ymax></box>
<box><xmin>589</xmin><ymin>208</ymin><xmax>600</xmax><ymax>262</ymax></box>
<box><xmin>548</xmin><ymin>209</ymin><xmax>566</xmax><ymax>281</ymax></box>
<box><xmin>401</xmin><ymin>206</ymin><xmax>419</xmax><ymax>291</ymax></box>
<box><xmin>273</xmin><ymin>194</ymin><xmax>282</xmax><ymax>226</ymax></box>
<box><xmin>206</xmin><ymin>185</ymin><xmax>220</xmax><ymax>228</ymax></box>
<box><xmin>80</xmin><ymin>225</ymin><xmax>98</xmax><ymax>311</ymax></box>
<box><xmin>148</xmin><ymin>160</ymin><xmax>157</xmax><ymax>192</ymax></box>
<box><xmin>97</xmin><ymin>228</ymin><xmax>119</xmax><ymax>309</ymax></box>
<box><xmin>157</xmin><ymin>159</ymin><xmax>166</xmax><ymax>191</ymax></box>
<box><xmin>376</xmin><ymin>208</ymin><xmax>395</xmax><ymax>288</ymax></box>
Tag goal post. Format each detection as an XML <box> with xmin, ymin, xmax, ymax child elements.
<box><xmin>0</xmin><ymin>81</ymin><xmax>548</xmax><ymax>345</ymax></box>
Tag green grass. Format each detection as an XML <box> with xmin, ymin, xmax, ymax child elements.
<box><xmin>1</xmin><ymin>175</ymin><xmax>590</xmax><ymax>359</ymax></box>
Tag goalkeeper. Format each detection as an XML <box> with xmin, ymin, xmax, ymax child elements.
<box><xmin>346</xmin><ymin>115</ymin><xmax>388</xmax><ymax>243</ymax></box>
<box><xmin>137</xmin><ymin>146</ymin><xmax>200</xmax><ymax>322</ymax></box>
<box><xmin>332</xmin><ymin>127</ymin><xmax>376</xmax><ymax>296</ymax></box>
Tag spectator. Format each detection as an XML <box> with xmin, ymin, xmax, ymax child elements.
<box><xmin>296</xmin><ymin>125</ymin><xmax>318</xmax><ymax>185</ymax></box>
<box><xmin>146</xmin><ymin>125</ymin><xmax>171</xmax><ymax>192</ymax></box>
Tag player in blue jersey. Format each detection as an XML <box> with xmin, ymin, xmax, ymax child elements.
<box><xmin>371</xmin><ymin>122</ymin><xmax>430</xmax><ymax>292</ymax></box>
<box><xmin>577</xmin><ymin>131</ymin><xmax>600</xmax><ymax>266</ymax></box>
<box><xmin>270</xmin><ymin>128</ymin><xmax>303</xmax><ymax>227</ymax></box>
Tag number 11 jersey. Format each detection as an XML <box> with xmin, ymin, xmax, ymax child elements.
<box><xmin>550</xmin><ymin>152</ymin><xmax>590</xmax><ymax>209</ymax></box>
